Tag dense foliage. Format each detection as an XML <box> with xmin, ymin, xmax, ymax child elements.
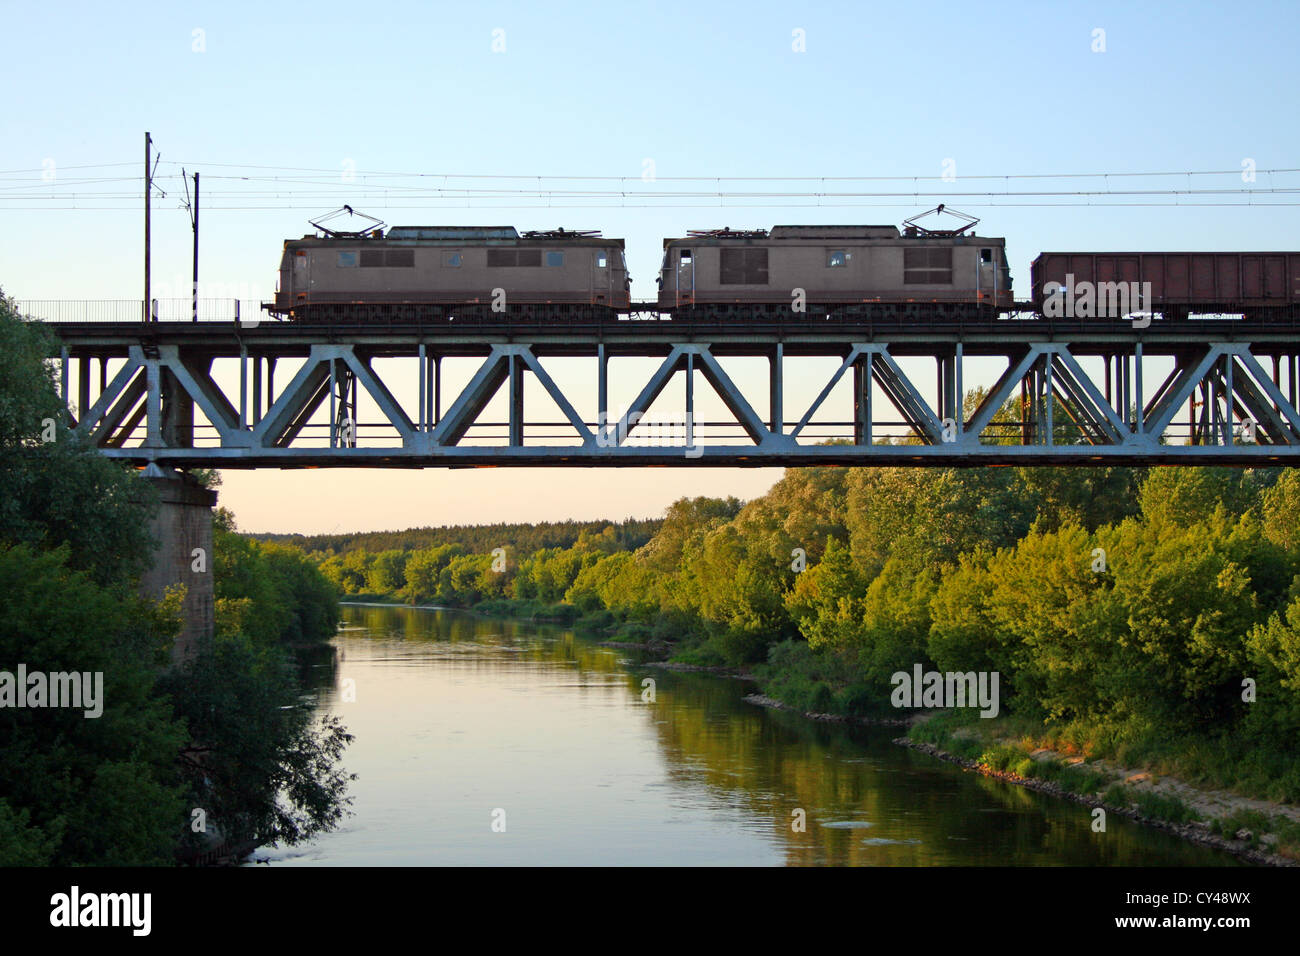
<box><xmin>0</xmin><ymin>292</ymin><xmax>350</xmax><ymax>864</ymax></box>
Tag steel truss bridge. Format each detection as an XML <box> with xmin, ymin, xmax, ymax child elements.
<box><xmin>29</xmin><ymin>300</ymin><xmax>1300</xmax><ymax>468</ymax></box>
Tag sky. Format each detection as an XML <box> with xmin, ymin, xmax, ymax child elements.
<box><xmin>2</xmin><ymin>0</ymin><xmax>1296</xmax><ymax>533</ymax></box>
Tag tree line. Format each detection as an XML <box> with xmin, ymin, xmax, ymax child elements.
<box><xmin>255</xmin><ymin>516</ymin><xmax>660</xmax><ymax>560</ymax></box>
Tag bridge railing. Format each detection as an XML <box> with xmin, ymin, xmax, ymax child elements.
<box><xmin>14</xmin><ymin>298</ymin><xmax>264</xmax><ymax>323</ymax></box>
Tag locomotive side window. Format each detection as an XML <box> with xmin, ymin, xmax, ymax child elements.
<box><xmin>338</xmin><ymin>251</ymin><xmax>358</xmax><ymax>268</ymax></box>
<box><xmin>827</xmin><ymin>250</ymin><xmax>847</xmax><ymax>267</ymax></box>
<box><xmin>981</xmin><ymin>248</ymin><xmax>993</xmax><ymax>263</ymax></box>
<box><xmin>442</xmin><ymin>252</ymin><xmax>463</xmax><ymax>268</ymax></box>
<box><xmin>546</xmin><ymin>251</ymin><xmax>565</xmax><ymax>267</ymax></box>
<box><xmin>720</xmin><ymin>247</ymin><xmax>769</xmax><ymax>284</ymax></box>
<box><xmin>361</xmin><ymin>249</ymin><xmax>415</xmax><ymax>267</ymax></box>
<box><xmin>487</xmin><ymin>249</ymin><xmax>542</xmax><ymax>267</ymax></box>
<box><xmin>596</xmin><ymin>253</ymin><xmax>608</xmax><ymax>268</ymax></box>
<box><xmin>903</xmin><ymin>247</ymin><xmax>953</xmax><ymax>284</ymax></box>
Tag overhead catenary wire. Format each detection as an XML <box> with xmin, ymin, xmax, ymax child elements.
<box><xmin>3</xmin><ymin>160</ymin><xmax>1296</xmax><ymax>211</ymax></box>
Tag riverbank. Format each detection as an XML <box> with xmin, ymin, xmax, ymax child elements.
<box><xmin>895</xmin><ymin>736</ymin><xmax>1295</xmax><ymax>867</ymax></box>
<box><xmin>742</xmin><ymin>692</ymin><xmax>919</xmax><ymax>727</ymax></box>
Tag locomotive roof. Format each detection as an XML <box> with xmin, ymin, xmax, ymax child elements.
<box><xmin>664</xmin><ymin>225</ymin><xmax>905</xmax><ymax>245</ymax></box>
<box><xmin>291</xmin><ymin>226</ymin><xmax>622</xmax><ymax>246</ymax></box>
<box><xmin>387</xmin><ymin>226</ymin><xmax>520</xmax><ymax>240</ymax></box>
<box><xmin>769</xmin><ymin>225</ymin><xmax>901</xmax><ymax>238</ymax></box>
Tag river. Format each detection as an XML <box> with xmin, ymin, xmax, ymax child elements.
<box><xmin>251</xmin><ymin>603</ymin><xmax>1242</xmax><ymax>866</ymax></box>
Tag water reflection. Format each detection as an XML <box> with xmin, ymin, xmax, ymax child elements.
<box><xmin>254</xmin><ymin>604</ymin><xmax>1243</xmax><ymax>867</ymax></box>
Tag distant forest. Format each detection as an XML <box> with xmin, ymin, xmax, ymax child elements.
<box><xmin>252</xmin><ymin>517</ymin><xmax>662</xmax><ymax>558</ymax></box>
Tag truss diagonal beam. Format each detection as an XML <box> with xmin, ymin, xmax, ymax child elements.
<box><xmin>516</xmin><ymin>348</ymin><xmax>595</xmax><ymax>447</ymax></box>
<box><xmin>431</xmin><ymin>348</ymin><xmax>511</xmax><ymax>447</ymax></box>
<box><xmin>604</xmin><ymin>346</ymin><xmax>687</xmax><ymax>446</ymax></box>
<box><xmin>252</xmin><ymin>349</ymin><xmax>333</xmax><ymax>448</ymax></box>
<box><xmin>690</xmin><ymin>347</ymin><xmax>787</xmax><ymax>447</ymax></box>
<box><xmin>964</xmin><ymin>346</ymin><xmax>1045</xmax><ymax>442</ymax></box>
<box><xmin>73</xmin><ymin>354</ymin><xmax>143</xmax><ymax>441</ymax></box>
<box><xmin>870</xmin><ymin>349</ymin><xmax>945</xmax><ymax>443</ymax></box>
<box><xmin>1050</xmin><ymin>348</ymin><xmax>1131</xmax><ymax>442</ymax></box>
<box><xmin>791</xmin><ymin>346</ymin><xmax>862</xmax><ymax>439</ymax></box>
<box><xmin>1144</xmin><ymin>347</ymin><xmax>1223</xmax><ymax>437</ymax></box>
<box><xmin>339</xmin><ymin>349</ymin><xmax>416</xmax><ymax>442</ymax></box>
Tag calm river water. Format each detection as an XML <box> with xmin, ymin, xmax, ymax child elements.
<box><xmin>251</xmin><ymin>603</ymin><xmax>1242</xmax><ymax>866</ymax></box>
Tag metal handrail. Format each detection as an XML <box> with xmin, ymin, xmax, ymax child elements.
<box><xmin>14</xmin><ymin>299</ymin><xmax>262</xmax><ymax>323</ymax></box>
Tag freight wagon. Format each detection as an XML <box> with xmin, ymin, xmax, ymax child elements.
<box><xmin>1032</xmin><ymin>252</ymin><xmax>1300</xmax><ymax>319</ymax></box>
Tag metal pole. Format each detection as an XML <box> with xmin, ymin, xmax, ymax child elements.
<box><xmin>144</xmin><ymin>131</ymin><xmax>151</xmax><ymax>322</ymax></box>
<box><xmin>1225</xmin><ymin>356</ymin><xmax>1234</xmax><ymax>445</ymax></box>
<box><xmin>598</xmin><ymin>343</ymin><xmax>608</xmax><ymax>433</ymax></box>
<box><xmin>252</xmin><ymin>355</ymin><xmax>262</xmax><ymax>425</ymax></box>
<box><xmin>1135</xmin><ymin>342</ymin><xmax>1144</xmax><ymax>434</ymax></box>
<box><xmin>770</xmin><ymin>343</ymin><xmax>783</xmax><ymax>435</ymax></box>
<box><xmin>954</xmin><ymin>342</ymin><xmax>963</xmax><ymax>437</ymax></box>
<box><xmin>685</xmin><ymin>351</ymin><xmax>695</xmax><ymax>450</ymax></box>
<box><xmin>329</xmin><ymin>359</ymin><xmax>337</xmax><ymax>447</ymax></box>
<box><xmin>1045</xmin><ymin>359</ymin><xmax>1054</xmax><ymax>445</ymax></box>
<box><xmin>418</xmin><ymin>342</ymin><xmax>427</xmax><ymax>433</ymax></box>
<box><xmin>865</xmin><ymin>351</ymin><xmax>873</xmax><ymax>445</ymax></box>
<box><xmin>192</xmin><ymin>171</ymin><xmax>199</xmax><ymax>322</ymax></box>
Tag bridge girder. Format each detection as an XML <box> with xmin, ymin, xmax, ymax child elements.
<box><xmin>50</xmin><ymin>327</ymin><xmax>1300</xmax><ymax>468</ymax></box>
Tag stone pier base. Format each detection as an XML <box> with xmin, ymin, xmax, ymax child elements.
<box><xmin>138</xmin><ymin>469</ymin><xmax>218</xmax><ymax>665</ymax></box>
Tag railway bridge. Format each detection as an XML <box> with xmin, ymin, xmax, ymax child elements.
<box><xmin>24</xmin><ymin>297</ymin><xmax>1300</xmax><ymax>657</ymax></box>
<box><xmin>26</xmin><ymin>299</ymin><xmax>1300</xmax><ymax>468</ymax></box>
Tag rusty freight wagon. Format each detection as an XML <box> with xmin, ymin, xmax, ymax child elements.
<box><xmin>657</xmin><ymin>214</ymin><xmax>1014</xmax><ymax>320</ymax></box>
<box><xmin>1032</xmin><ymin>251</ymin><xmax>1300</xmax><ymax>320</ymax></box>
<box><xmin>270</xmin><ymin>223</ymin><xmax>631</xmax><ymax>322</ymax></box>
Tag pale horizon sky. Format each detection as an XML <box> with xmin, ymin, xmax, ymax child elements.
<box><xmin>4</xmin><ymin>1</ymin><xmax>1295</xmax><ymax>533</ymax></box>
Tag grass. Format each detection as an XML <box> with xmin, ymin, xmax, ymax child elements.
<box><xmin>1207</xmin><ymin>808</ymin><xmax>1300</xmax><ymax>858</ymax></box>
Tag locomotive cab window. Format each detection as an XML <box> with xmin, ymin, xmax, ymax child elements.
<box><xmin>981</xmin><ymin>248</ymin><xmax>993</xmax><ymax>263</ymax></box>
<box><xmin>827</xmin><ymin>250</ymin><xmax>848</xmax><ymax>268</ymax></box>
<box><xmin>546</xmin><ymin>251</ymin><xmax>565</xmax><ymax>267</ymax></box>
<box><xmin>338</xmin><ymin>251</ymin><xmax>358</xmax><ymax>268</ymax></box>
<box><xmin>596</xmin><ymin>253</ymin><xmax>608</xmax><ymax>268</ymax></box>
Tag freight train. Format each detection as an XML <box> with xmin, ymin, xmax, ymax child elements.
<box><xmin>265</xmin><ymin>207</ymin><xmax>1300</xmax><ymax>323</ymax></box>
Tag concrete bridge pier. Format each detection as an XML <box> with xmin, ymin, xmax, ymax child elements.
<box><xmin>138</xmin><ymin>465</ymin><xmax>217</xmax><ymax>665</ymax></box>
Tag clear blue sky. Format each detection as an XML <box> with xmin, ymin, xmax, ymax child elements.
<box><xmin>2</xmin><ymin>0</ymin><xmax>1296</xmax><ymax>532</ymax></box>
